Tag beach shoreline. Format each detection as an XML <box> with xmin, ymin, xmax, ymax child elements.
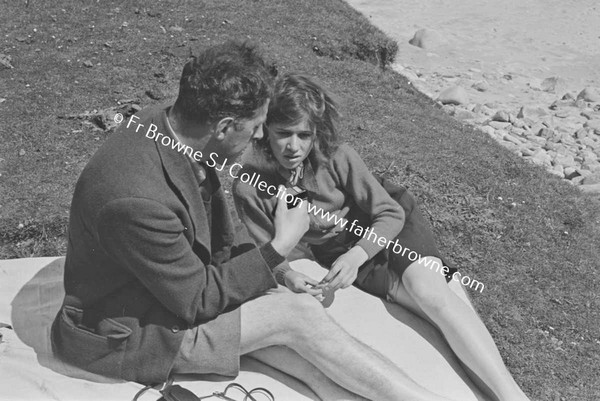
<box><xmin>346</xmin><ymin>0</ymin><xmax>600</xmax><ymax>192</ymax></box>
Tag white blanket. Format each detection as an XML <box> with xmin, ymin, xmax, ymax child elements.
<box><xmin>0</xmin><ymin>257</ymin><xmax>488</xmax><ymax>400</ymax></box>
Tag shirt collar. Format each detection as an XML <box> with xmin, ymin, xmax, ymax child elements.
<box><xmin>163</xmin><ymin>107</ymin><xmax>207</xmax><ymax>184</ymax></box>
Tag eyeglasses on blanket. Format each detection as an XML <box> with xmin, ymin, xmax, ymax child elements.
<box><xmin>133</xmin><ymin>380</ymin><xmax>275</xmax><ymax>401</ymax></box>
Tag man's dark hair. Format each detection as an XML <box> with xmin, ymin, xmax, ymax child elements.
<box><xmin>174</xmin><ymin>40</ymin><xmax>274</xmax><ymax>125</ymax></box>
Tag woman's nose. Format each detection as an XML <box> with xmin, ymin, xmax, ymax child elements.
<box><xmin>286</xmin><ymin>135</ymin><xmax>299</xmax><ymax>151</ymax></box>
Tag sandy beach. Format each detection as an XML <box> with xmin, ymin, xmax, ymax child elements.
<box><xmin>346</xmin><ymin>0</ymin><xmax>600</xmax><ymax>190</ymax></box>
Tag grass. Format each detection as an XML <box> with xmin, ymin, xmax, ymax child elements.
<box><xmin>1</xmin><ymin>0</ymin><xmax>599</xmax><ymax>399</ymax></box>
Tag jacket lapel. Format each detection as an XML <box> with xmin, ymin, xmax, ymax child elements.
<box><xmin>154</xmin><ymin>130</ymin><xmax>212</xmax><ymax>259</ymax></box>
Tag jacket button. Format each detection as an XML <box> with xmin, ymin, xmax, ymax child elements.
<box><xmin>171</xmin><ymin>325</ymin><xmax>180</xmax><ymax>333</ymax></box>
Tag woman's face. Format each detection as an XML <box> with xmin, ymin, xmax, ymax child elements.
<box><xmin>267</xmin><ymin>117</ymin><xmax>315</xmax><ymax>170</ymax></box>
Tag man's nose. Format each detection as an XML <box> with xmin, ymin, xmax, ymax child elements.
<box><xmin>253</xmin><ymin>124</ymin><xmax>264</xmax><ymax>140</ymax></box>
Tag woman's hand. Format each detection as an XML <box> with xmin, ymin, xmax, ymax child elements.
<box><xmin>322</xmin><ymin>246</ymin><xmax>369</xmax><ymax>291</ymax></box>
<box><xmin>284</xmin><ymin>270</ymin><xmax>323</xmax><ymax>297</ymax></box>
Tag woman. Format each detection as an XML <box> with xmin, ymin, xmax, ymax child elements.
<box><xmin>233</xmin><ymin>73</ymin><xmax>530</xmax><ymax>401</ymax></box>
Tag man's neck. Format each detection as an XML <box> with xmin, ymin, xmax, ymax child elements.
<box><xmin>166</xmin><ymin>106</ymin><xmax>211</xmax><ymax>150</ymax></box>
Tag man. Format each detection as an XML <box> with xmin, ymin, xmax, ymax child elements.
<box><xmin>51</xmin><ymin>40</ymin><xmax>455</xmax><ymax>401</ymax></box>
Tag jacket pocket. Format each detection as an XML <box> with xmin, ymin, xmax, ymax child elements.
<box><xmin>51</xmin><ymin>305</ymin><xmax>132</xmax><ymax>378</ymax></box>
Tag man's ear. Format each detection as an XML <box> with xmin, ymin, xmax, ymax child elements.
<box><xmin>213</xmin><ymin>117</ymin><xmax>235</xmax><ymax>141</ymax></box>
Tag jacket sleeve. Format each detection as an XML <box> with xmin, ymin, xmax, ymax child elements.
<box><xmin>333</xmin><ymin>144</ymin><xmax>406</xmax><ymax>259</ymax></box>
<box><xmin>232</xmin><ymin>180</ymin><xmax>292</xmax><ymax>285</ymax></box>
<box><xmin>96</xmin><ymin>197</ymin><xmax>278</xmax><ymax>325</ymax></box>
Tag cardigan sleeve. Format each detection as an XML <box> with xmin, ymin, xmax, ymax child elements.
<box><xmin>232</xmin><ymin>179</ymin><xmax>292</xmax><ymax>285</ymax></box>
<box><xmin>96</xmin><ymin>197</ymin><xmax>277</xmax><ymax>325</ymax></box>
<box><xmin>332</xmin><ymin>144</ymin><xmax>406</xmax><ymax>259</ymax></box>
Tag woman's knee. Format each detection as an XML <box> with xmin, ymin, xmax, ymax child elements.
<box><xmin>402</xmin><ymin>257</ymin><xmax>452</xmax><ymax>314</ymax></box>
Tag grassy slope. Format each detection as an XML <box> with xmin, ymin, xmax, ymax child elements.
<box><xmin>1</xmin><ymin>0</ymin><xmax>599</xmax><ymax>399</ymax></box>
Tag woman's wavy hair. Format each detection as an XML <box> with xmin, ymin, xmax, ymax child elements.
<box><xmin>257</xmin><ymin>73</ymin><xmax>340</xmax><ymax>168</ymax></box>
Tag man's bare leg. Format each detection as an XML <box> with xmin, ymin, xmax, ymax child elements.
<box><xmin>248</xmin><ymin>346</ymin><xmax>367</xmax><ymax>401</ymax></box>
<box><xmin>240</xmin><ymin>289</ymin><xmax>457</xmax><ymax>401</ymax></box>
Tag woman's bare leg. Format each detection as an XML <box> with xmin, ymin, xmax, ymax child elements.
<box><xmin>387</xmin><ymin>260</ymin><xmax>530</xmax><ymax>401</ymax></box>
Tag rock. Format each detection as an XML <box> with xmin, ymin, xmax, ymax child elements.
<box><xmin>437</xmin><ymin>86</ymin><xmax>468</xmax><ymax>105</ymax></box>
<box><xmin>579</xmin><ymin>183</ymin><xmax>600</xmax><ymax>193</ymax></box>
<box><xmin>408</xmin><ymin>28</ymin><xmax>447</xmax><ymax>50</ymax></box>
<box><xmin>577</xmin><ymin>87</ymin><xmax>600</xmax><ymax>102</ymax></box>
<box><xmin>582</xmin><ymin>173</ymin><xmax>600</xmax><ymax>185</ymax></box>
<box><xmin>575</xmin><ymin>99</ymin><xmax>587</xmax><ymax>108</ymax></box>
<box><xmin>472</xmin><ymin>80</ymin><xmax>490</xmax><ymax>92</ymax></box>
<box><xmin>526</xmin><ymin>150</ymin><xmax>552</xmax><ymax>167</ymax></box>
<box><xmin>581</xmin><ymin>110</ymin><xmax>600</xmax><ymax>120</ymax></box>
<box><xmin>492</xmin><ymin>111</ymin><xmax>511</xmax><ymax>123</ymax></box>
<box><xmin>562</xmin><ymin>93</ymin><xmax>576</xmax><ymax>101</ymax></box>
<box><xmin>541</xmin><ymin>77</ymin><xmax>568</xmax><ymax>94</ymax></box>
<box><xmin>584</xmin><ymin>119</ymin><xmax>600</xmax><ymax>134</ymax></box>
<box><xmin>82</xmin><ymin>60</ymin><xmax>94</xmax><ymax>68</ymax></box>
<box><xmin>572</xmin><ymin>175</ymin><xmax>586</xmax><ymax>185</ymax></box>
<box><xmin>564</xmin><ymin>167</ymin><xmax>579</xmax><ymax>179</ymax></box>
<box><xmin>553</xmin><ymin>154</ymin><xmax>576</xmax><ymax>168</ymax></box>
<box><xmin>479</xmin><ymin>125</ymin><xmax>496</xmax><ymax>137</ymax></box>
<box><xmin>19</xmin><ymin>149</ymin><xmax>26</xmax><ymax>156</ymax></box>
<box><xmin>517</xmin><ymin>106</ymin><xmax>548</xmax><ymax>120</ymax></box>
<box><xmin>489</xmin><ymin>121</ymin><xmax>512</xmax><ymax>130</ymax></box>
<box><xmin>538</xmin><ymin>128</ymin><xmax>554</xmax><ymax>139</ymax></box>
<box><xmin>550</xmin><ymin>165</ymin><xmax>564</xmax><ymax>178</ymax></box>
<box><xmin>503</xmin><ymin>133</ymin><xmax>524</xmax><ymax>146</ymax></box>
<box><xmin>575</xmin><ymin>128</ymin><xmax>590</xmax><ymax>139</ymax></box>
<box><xmin>453</xmin><ymin>109</ymin><xmax>477</xmax><ymax>120</ymax></box>
<box><xmin>555</xmin><ymin>110</ymin><xmax>571</xmax><ymax>118</ymax></box>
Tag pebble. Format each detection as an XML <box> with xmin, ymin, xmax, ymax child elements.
<box><xmin>472</xmin><ymin>80</ymin><xmax>490</xmax><ymax>92</ymax></box>
<box><xmin>517</xmin><ymin>105</ymin><xmax>548</xmax><ymax>119</ymax></box>
<box><xmin>582</xmin><ymin>173</ymin><xmax>600</xmax><ymax>185</ymax></box>
<box><xmin>541</xmin><ymin>77</ymin><xmax>568</xmax><ymax>94</ymax></box>
<box><xmin>408</xmin><ymin>28</ymin><xmax>447</xmax><ymax>50</ymax></box>
<box><xmin>577</xmin><ymin>87</ymin><xmax>600</xmax><ymax>102</ymax></box>
<box><xmin>437</xmin><ymin>86</ymin><xmax>468</xmax><ymax>105</ymax></box>
<box><xmin>583</xmin><ymin>120</ymin><xmax>600</xmax><ymax>134</ymax></box>
<box><xmin>492</xmin><ymin>111</ymin><xmax>511</xmax><ymax>123</ymax></box>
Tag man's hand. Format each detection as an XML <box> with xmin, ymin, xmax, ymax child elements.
<box><xmin>270</xmin><ymin>186</ymin><xmax>310</xmax><ymax>257</ymax></box>
<box><xmin>321</xmin><ymin>245</ymin><xmax>369</xmax><ymax>291</ymax></box>
<box><xmin>284</xmin><ymin>270</ymin><xmax>323</xmax><ymax>297</ymax></box>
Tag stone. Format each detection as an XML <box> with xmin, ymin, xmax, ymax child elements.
<box><xmin>503</xmin><ymin>134</ymin><xmax>524</xmax><ymax>146</ymax></box>
<box><xmin>584</xmin><ymin>120</ymin><xmax>600</xmax><ymax>134</ymax></box>
<box><xmin>492</xmin><ymin>111</ymin><xmax>511</xmax><ymax>123</ymax></box>
<box><xmin>472</xmin><ymin>80</ymin><xmax>490</xmax><ymax>92</ymax></box>
<box><xmin>564</xmin><ymin>167</ymin><xmax>579</xmax><ymax>179</ymax></box>
<box><xmin>526</xmin><ymin>151</ymin><xmax>552</xmax><ymax>167</ymax></box>
<box><xmin>517</xmin><ymin>105</ymin><xmax>549</xmax><ymax>119</ymax></box>
<box><xmin>571</xmin><ymin>176</ymin><xmax>586</xmax><ymax>185</ymax></box>
<box><xmin>489</xmin><ymin>121</ymin><xmax>512</xmax><ymax>130</ymax></box>
<box><xmin>553</xmin><ymin>154</ymin><xmax>576</xmax><ymax>168</ymax></box>
<box><xmin>575</xmin><ymin>99</ymin><xmax>587</xmax><ymax>108</ymax></box>
<box><xmin>579</xmin><ymin>183</ymin><xmax>600</xmax><ymax>194</ymax></box>
<box><xmin>582</xmin><ymin>173</ymin><xmax>600</xmax><ymax>185</ymax></box>
<box><xmin>577</xmin><ymin>87</ymin><xmax>600</xmax><ymax>102</ymax></box>
<box><xmin>453</xmin><ymin>109</ymin><xmax>477</xmax><ymax>120</ymax></box>
<box><xmin>409</xmin><ymin>29</ymin><xmax>447</xmax><ymax>50</ymax></box>
<box><xmin>541</xmin><ymin>77</ymin><xmax>569</xmax><ymax>94</ymax></box>
<box><xmin>479</xmin><ymin>125</ymin><xmax>496</xmax><ymax>137</ymax></box>
<box><xmin>550</xmin><ymin>165</ymin><xmax>564</xmax><ymax>178</ymax></box>
<box><xmin>575</xmin><ymin>128</ymin><xmax>590</xmax><ymax>139</ymax></box>
<box><xmin>581</xmin><ymin>110</ymin><xmax>600</xmax><ymax>120</ymax></box>
<box><xmin>562</xmin><ymin>92</ymin><xmax>576</xmax><ymax>101</ymax></box>
<box><xmin>437</xmin><ymin>86</ymin><xmax>468</xmax><ymax>105</ymax></box>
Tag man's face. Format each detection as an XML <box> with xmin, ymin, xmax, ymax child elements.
<box><xmin>211</xmin><ymin>100</ymin><xmax>269</xmax><ymax>160</ymax></box>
